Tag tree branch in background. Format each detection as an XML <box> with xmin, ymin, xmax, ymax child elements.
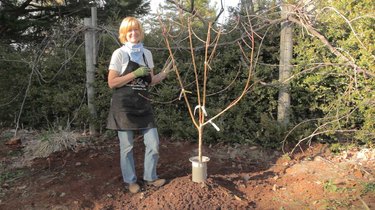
<box><xmin>288</xmin><ymin>16</ymin><xmax>374</xmax><ymax>78</ymax></box>
<box><xmin>166</xmin><ymin>0</ymin><xmax>205</xmax><ymax>25</ymax></box>
<box><xmin>213</xmin><ymin>0</ymin><xmax>224</xmax><ymax>24</ymax></box>
<box><xmin>166</xmin><ymin>0</ymin><xmax>224</xmax><ymax>26</ymax></box>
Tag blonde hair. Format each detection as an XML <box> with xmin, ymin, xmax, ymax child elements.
<box><xmin>118</xmin><ymin>17</ymin><xmax>144</xmax><ymax>44</ymax></box>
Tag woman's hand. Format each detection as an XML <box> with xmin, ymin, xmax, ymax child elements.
<box><xmin>133</xmin><ymin>66</ymin><xmax>151</xmax><ymax>78</ymax></box>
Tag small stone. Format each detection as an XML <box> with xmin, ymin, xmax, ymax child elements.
<box><xmin>89</xmin><ymin>153</ymin><xmax>98</xmax><ymax>158</ymax></box>
<box><xmin>5</xmin><ymin>137</ymin><xmax>21</xmax><ymax>145</ymax></box>
<box><xmin>2</xmin><ymin>183</ymin><xmax>10</xmax><ymax>189</ymax></box>
<box><xmin>243</xmin><ymin>174</ymin><xmax>250</xmax><ymax>182</ymax></box>
<box><xmin>314</xmin><ymin>156</ymin><xmax>323</xmax><ymax>161</ymax></box>
<box><xmin>200</xmin><ymin>182</ymin><xmax>207</xmax><ymax>188</ymax></box>
<box><xmin>18</xmin><ymin>185</ymin><xmax>27</xmax><ymax>190</ymax></box>
<box><xmin>234</xmin><ymin>195</ymin><xmax>242</xmax><ymax>201</ymax></box>
<box><xmin>353</xmin><ymin>169</ymin><xmax>363</xmax><ymax>178</ymax></box>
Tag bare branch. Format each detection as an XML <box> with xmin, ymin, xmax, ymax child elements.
<box><xmin>166</xmin><ymin>0</ymin><xmax>207</xmax><ymax>25</ymax></box>
<box><xmin>288</xmin><ymin>16</ymin><xmax>374</xmax><ymax>78</ymax></box>
<box><xmin>320</xmin><ymin>6</ymin><xmax>366</xmax><ymax>50</ymax></box>
<box><xmin>213</xmin><ymin>0</ymin><xmax>224</xmax><ymax>24</ymax></box>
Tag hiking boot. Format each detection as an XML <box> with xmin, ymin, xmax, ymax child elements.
<box><xmin>146</xmin><ymin>178</ymin><xmax>166</xmax><ymax>187</ymax></box>
<box><xmin>128</xmin><ymin>183</ymin><xmax>140</xmax><ymax>193</ymax></box>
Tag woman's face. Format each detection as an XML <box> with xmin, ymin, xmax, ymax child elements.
<box><xmin>126</xmin><ymin>28</ymin><xmax>141</xmax><ymax>44</ymax></box>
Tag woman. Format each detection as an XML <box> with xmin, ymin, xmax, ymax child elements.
<box><xmin>106</xmin><ymin>17</ymin><xmax>170</xmax><ymax>193</ymax></box>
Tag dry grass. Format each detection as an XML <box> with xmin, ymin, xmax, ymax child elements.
<box><xmin>24</xmin><ymin>130</ymin><xmax>78</xmax><ymax>159</ymax></box>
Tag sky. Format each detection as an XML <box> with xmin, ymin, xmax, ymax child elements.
<box><xmin>149</xmin><ymin>0</ymin><xmax>241</xmax><ymax>23</ymax></box>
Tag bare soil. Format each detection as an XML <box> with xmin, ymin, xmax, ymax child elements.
<box><xmin>0</xmin><ymin>130</ymin><xmax>374</xmax><ymax>210</ymax></box>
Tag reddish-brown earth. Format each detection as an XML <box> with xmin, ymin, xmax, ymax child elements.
<box><xmin>0</xmin><ymin>130</ymin><xmax>374</xmax><ymax>209</ymax></box>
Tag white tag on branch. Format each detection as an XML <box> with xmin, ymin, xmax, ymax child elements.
<box><xmin>208</xmin><ymin>119</ymin><xmax>220</xmax><ymax>131</ymax></box>
<box><xmin>194</xmin><ymin>105</ymin><xmax>207</xmax><ymax>116</ymax></box>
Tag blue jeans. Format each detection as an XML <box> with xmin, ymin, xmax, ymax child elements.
<box><xmin>118</xmin><ymin>128</ymin><xmax>160</xmax><ymax>184</ymax></box>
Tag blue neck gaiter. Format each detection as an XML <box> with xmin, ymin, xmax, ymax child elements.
<box><xmin>124</xmin><ymin>42</ymin><xmax>144</xmax><ymax>64</ymax></box>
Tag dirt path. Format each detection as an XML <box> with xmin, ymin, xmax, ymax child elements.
<box><xmin>0</xmin><ymin>131</ymin><xmax>374</xmax><ymax>209</ymax></box>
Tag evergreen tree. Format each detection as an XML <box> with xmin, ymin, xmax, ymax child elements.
<box><xmin>292</xmin><ymin>0</ymin><xmax>374</xmax><ymax>145</ymax></box>
<box><xmin>0</xmin><ymin>0</ymin><xmax>150</xmax><ymax>44</ymax></box>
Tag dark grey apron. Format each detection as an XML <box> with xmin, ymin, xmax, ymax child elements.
<box><xmin>106</xmin><ymin>54</ymin><xmax>155</xmax><ymax>130</ymax></box>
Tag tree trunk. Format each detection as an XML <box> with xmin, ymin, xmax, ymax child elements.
<box><xmin>84</xmin><ymin>17</ymin><xmax>97</xmax><ymax>135</ymax></box>
<box><xmin>91</xmin><ymin>7</ymin><xmax>98</xmax><ymax>66</ymax></box>
<box><xmin>277</xmin><ymin>4</ymin><xmax>293</xmax><ymax>125</ymax></box>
